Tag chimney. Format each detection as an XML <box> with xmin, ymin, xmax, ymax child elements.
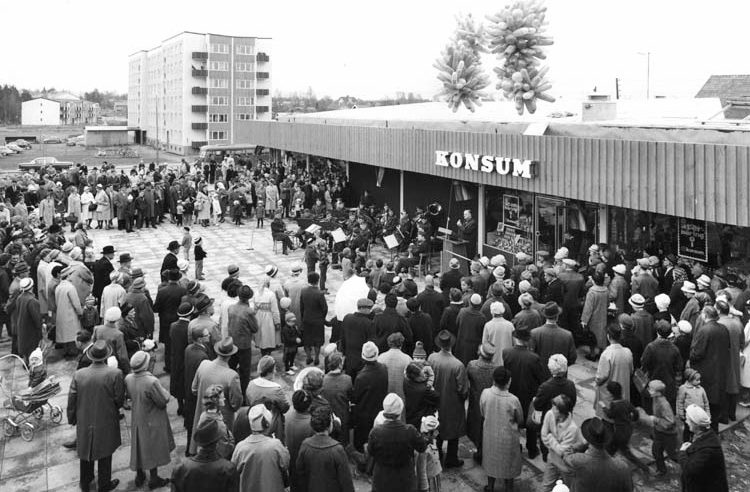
<box><xmin>582</xmin><ymin>93</ymin><xmax>617</xmax><ymax>122</ymax></box>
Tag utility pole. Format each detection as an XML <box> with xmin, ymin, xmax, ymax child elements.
<box><xmin>615</xmin><ymin>78</ymin><xmax>620</xmax><ymax>100</ymax></box>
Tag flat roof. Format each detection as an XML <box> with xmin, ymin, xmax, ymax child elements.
<box><xmin>85</xmin><ymin>126</ymin><xmax>139</xmax><ymax>132</ymax></box>
<box><xmin>129</xmin><ymin>31</ymin><xmax>271</xmax><ymax>56</ymax></box>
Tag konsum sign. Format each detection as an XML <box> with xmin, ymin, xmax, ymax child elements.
<box><xmin>435</xmin><ymin>151</ymin><xmax>537</xmax><ymax>179</ymax></box>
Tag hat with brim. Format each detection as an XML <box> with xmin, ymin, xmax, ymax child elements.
<box><xmin>193</xmin><ymin>418</ymin><xmax>223</xmax><ymax>447</ymax></box>
<box><xmin>214</xmin><ymin>337</ymin><xmax>238</xmax><ymax>357</ymax></box>
<box><xmin>479</xmin><ymin>341</ymin><xmax>496</xmax><ymax>359</ymax></box>
<box><xmin>194</xmin><ymin>293</ymin><xmax>214</xmax><ymax>313</ymax></box>
<box><xmin>628</xmin><ymin>294</ymin><xmax>645</xmax><ymax>309</ymax></box>
<box><xmin>101</xmin><ymin>245</ymin><xmax>116</xmax><ymax>255</ymax></box>
<box><xmin>167</xmin><ymin>240</ymin><xmax>180</xmax><ymax>251</ymax></box>
<box><xmin>542</xmin><ymin>301</ymin><xmax>562</xmax><ymax>318</ymax></box>
<box><xmin>177</xmin><ymin>302</ymin><xmax>195</xmax><ymax>318</ymax></box>
<box><xmin>612</xmin><ymin>264</ymin><xmax>626</xmax><ymax>276</ymax></box>
<box><xmin>581</xmin><ymin>417</ymin><xmax>613</xmax><ymax>447</ymax></box>
<box><xmin>434</xmin><ymin>329</ymin><xmax>456</xmax><ymax>349</ymax></box>
<box><xmin>86</xmin><ymin>340</ymin><xmax>112</xmax><ymax>362</ymax></box>
<box><xmin>512</xmin><ymin>327</ymin><xmax>531</xmax><ymax>341</ymax></box>
<box><xmin>119</xmin><ymin>253</ymin><xmax>133</xmax><ymax>263</ymax></box>
<box><xmin>681</xmin><ymin>281</ymin><xmax>696</xmax><ymax>295</ymax></box>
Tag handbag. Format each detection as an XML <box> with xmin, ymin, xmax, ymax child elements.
<box><xmin>633</xmin><ymin>368</ymin><xmax>650</xmax><ymax>394</ymax></box>
<box><xmin>526</xmin><ymin>399</ymin><xmax>543</xmax><ymax>430</ymax></box>
<box><xmin>88</xmin><ymin>203</ymin><xmax>98</xmax><ymax>212</ymax></box>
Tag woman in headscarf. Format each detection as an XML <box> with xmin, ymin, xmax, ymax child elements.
<box><xmin>678</xmin><ymin>404</ymin><xmax>728</xmax><ymax>492</ymax></box>
<box><xmin>245</xmin><ymin>355</ymin><xmax>289</xmax><ymax>441</ymax></box>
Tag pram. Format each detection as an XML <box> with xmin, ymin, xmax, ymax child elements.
<box><xmin>1</xmin><ymin>354</ymin><xmax>63</xmax><ymax>441</ymax></box>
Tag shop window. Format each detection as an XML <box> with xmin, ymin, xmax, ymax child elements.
<box><xmin>608</xmin><ymin>207</ymin><xmax>677</xmax><ymax>258</ymax></box>
<box><xmin>484</xmin><ymin>188</ymin><xmax>535</xmax><ymax>263</ymax></box>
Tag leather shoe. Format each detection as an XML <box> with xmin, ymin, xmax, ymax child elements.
<box><xmin>148</xmin><ymin>477</ymin><xmax>170</xmax><ymax>489</ymax></box>
<box><xmin>100</xmin><ymin>479</ymin><xmax>119</xmax><ymax>492</ymax></box>
<box><xmin>63</xmin><ymin>439</ymin><xmax>77</xmax><ymax>449</ymax></box>
<box><xmin>135</xmin><ymin>471</ymin><xmax>146</xmax><ymax>487</ymax></box>
<box><xmin>444</xmin><ymin>459</ymin><xmax>464</xmax><ymax>468</ymax></box>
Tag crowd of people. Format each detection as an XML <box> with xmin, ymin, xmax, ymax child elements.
<box><xmin>0</xmin><ymin>156</ymin><xmax>742</xmax><ymax>492</ymax></box>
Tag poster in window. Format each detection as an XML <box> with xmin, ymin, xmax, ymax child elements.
<box><xmin>678</xmin><ymin>218</ymin><xmax>707</xmax><ymax>262</ymax></box>
<box><xmin>503</xmin><ymin>195</ymin><xmax>520</xmax><ymax>228</ymax></box>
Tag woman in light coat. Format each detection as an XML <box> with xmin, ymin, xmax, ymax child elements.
<box><xmin>66</xmin><ymin>187</ymin><xmax>81</xmax><ymax>230</ymax></box>
<box><xmin>55</xmin><ymin>276</ymin><xmax>83</xmax><ymax>355</ymax></box>
<box><xmin>581</xmin><ymin>272</ymin><xmax>610</xmax><ymax>359</ymax></box>
<box><xmin>80</xmin><ymin>185</ymin><xmax>95</xmax><ymax>227</ymax></box>
<box><xmin>195</xmin><ymin>188</ymin><xmax>211</xmax><ymax>226</ymax></box>
<box><xmin>254</xmin><ymin>277</ymin><xmax>280</xmax><ymax>354</ymax></box>
<box><xmin>94</xmin><ymin>184</ymin><xmax>111</xmax><ymax>229</ymax></box>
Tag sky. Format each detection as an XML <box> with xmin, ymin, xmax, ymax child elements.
<box><xmin>4</xmin><ymin>0</ymin><xmax>749</xmax><ymax>100</ymax></box>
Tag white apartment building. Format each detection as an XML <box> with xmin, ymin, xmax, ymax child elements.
<box><xmin>22</xmin><ymin>98</ymin><xmax>60</xmax><ymax>126</ymax></box>
<box><xmin>128</xmin><ymin>31</ymin><xmax>272</xmax><ymax>155</ymax></box>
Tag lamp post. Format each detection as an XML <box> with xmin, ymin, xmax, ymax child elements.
<box><xmin>637</xmin><ymin>51</ymin><xmax>651</xmax><ymax>99</ymax></box>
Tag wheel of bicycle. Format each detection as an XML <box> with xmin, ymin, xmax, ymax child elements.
<box><xmin>20</xmin><ymin>422</ymin><xmax>34</xmax><ymax>441</ymax></box>
<box><xmin>50</xmin><ymin>406</ymin><xmax>63</xmax><ymax>424</ymax></box>
<box><xmin>2</xmin><ymin>418</ymin><xmax>15</xmax><ymax>437</ymax></box>
<box><xmin>33</xmin><ymin>406</ymin><xmax>44</xmax><ymax>420</ymax></box>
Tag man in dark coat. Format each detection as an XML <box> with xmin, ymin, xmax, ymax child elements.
<box><xmin>439</xmin><ymin>258</ymin><xmax>463</xmax><ymax>304</ymax></box>
<box><xmin>641</xmin><ymin>320</ymin><xmax>683</xmax><ymax>410</ymax></box>
<box><xmin>406</xmin><ymin>297</ymin><xmax>434</xmax><ymax>354</ymax></box>
<box><xmin>66</xmin><ymin>340</ymin><xmax>125</xmax><ymax>492</ymax></box>
<box><xmin>170</xmin><ymin>303</ymin><xmax>194</xmax><ymax>416</ymax></box>
<box><xmin>351</xmin><ymin>341</ymin><xmax>389</xmax><ymax>451</ymax></box>
<box><xmin>689</xmin><ymin>306</ymin><xmax>730</xmax><ymax>431</ymax></box>
<box><xmin>300</xmin><ymin>271</ymin><xmax>328</xmax><ymax>366</ymax></box>
<box><xmin>542</xmin><ymin>268</ymin><xmax>565</xmax><ymax>306</ymax></box>
<box><xmin>339</xmin><ymin>299</ymin><xmax>376</xmax><ymax>380</ymax></box>
<box><xmin>154</xmin><ymin>269</ymin><xmax>187</xmax><ymax>373</ymax></box>
<box><xmin>15</xmin><ymin>278</ymin><xmax>42</xmax><ymax>361</ymax></box>
<box><xmin>183</xmin><ymin>325</ymin><xmax>211</xmax><ymax>455</ymax></box>
<box><xmin>530</xmin><ymin>302</ymin><xmax>578</xmax><ymax>368</ymax></box>
<box><xmin>171</xmin><ymin>418</ymin><xmax>239</xmax><ymax>492</ymax></box>
<box><xmin>564</xmin><ymin>417</ymin><xmax>633</xmax><ymax>492</ymax></box>
<box><xmin>374</xmin><ymin>293</ymin><xmax>412</xmax><ymax>353</ymax></box>
<box><xmin>455</xmin><ymin>294</ymin><xmax>486</xmax><ymax>366</ymax></box>
<box><xmin>296</xmin><ymin>406</ymin><xmax>356</xmax><ymax>492</ymax></box>
<box><xmin>160</xmin><ymin>240</ymin><xmax>181</xmax><ymax>274</ymax></box>
<box><xmin>92</xmin><ymin>245</ymin><xmax>115</xmax><ymax>306</ymax></box>
<box><xmin>678</xmin><ymin>405</ymin><xmax>729</xmax><ymax>492</ymax></box>
<box><xmin>416</xmin><ymin>274</ymin><xmax>444</xmax><ymax>335</ymax></box>
<box><xmin>503</xmin><ymin>327</ymin><xmax>550</xmax><ymax>459</ymax></box>
<box><xmin>618</xmin><ymin>314</ymin><xmax>645</xmax><ymax>408</ymax></box>
<box><xmin>480</xmin><ymin>282</ymin><xmax>513</xmax><ymax>322</ymax></box>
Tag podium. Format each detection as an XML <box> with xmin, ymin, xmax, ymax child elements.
<box><xmin>439</xmin><ymin>236</ymin><xmax>469</xmax><ymax>274</ymax></box>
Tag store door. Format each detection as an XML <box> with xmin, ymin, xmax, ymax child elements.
<box><xmin>536</xmin><ymin>197</ymin><xmax>566</xmax><ymax>255</ymax></box>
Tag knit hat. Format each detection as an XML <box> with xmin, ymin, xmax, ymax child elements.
<box><xmin>677</xmin><ymin>320</ymin><xmax>693</xmax><ymax>334</ymax></box>
<box><xmin>285</xmin><ymin>312</ymin><xmax>296</xmax><ymax>323</ymax></box>
<box><xmin>362</xmin><ymin>341</ymin><xmax>379</xmax><ymax>362</ymax></box>
<box><xmin>104</xmin><ymin>306</ymin><xmax>122</xmax><ymax>323</ymax></box>
<box><xmin>686</xmin><ymin>404</ymin><xmax>711</xmax><ymax>428</ymax></box>
<box><xmin>655</xmin><ymin>293</ymin><xmax>671</xmax><ymax>311</ymax></box>
<box><xmin>492</xmin><ymin>266</ymin><xmax>505</xmax><ymax>279</ymax></box>
<box><xmin>547</xmin><ymin>354</ymin><xmax>568</xmax><ymax>375</ymax></box>
<box><xmin>130</xmin><ymin>351</ymin><xmax>150</xmax><ymax>373</ymax></box>
<box><xmin>412</xmin><ymin>341</ymin><xmax>427</xmax><ymax>360</ymax></box>
<box><xmin>518</xmin><ymin>280</ymin><xmax>531</xmax><ymax>293</ymax></box>
<box><xmin>490</xmin><ymin>301</ymin><xmax>505</xmax><ymax>316</ymax></box>
<box><xmin>382</xmin><ymin>393</ymin><xmax>404</xmax><ymax>416</ymax></box>
<box><xmin>449</xmin><ymin>258</ymin><xmax>460</xmax><ymax>269</ymax></box>
<box><xmin>490</xmin><ymin>254</ymin><xmax>506</xmax><ymax>267</ymax></box>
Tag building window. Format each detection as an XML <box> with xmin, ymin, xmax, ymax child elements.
<box><xmin>236</xmin><ymin>113</ymin><xmax>253</xmax><ymax>121</ymax></box>
<box><xmin>236</xmin><ymin>79</ymin><xmax>254</xmax><ymax>89</ymax></box>
<box><xmin>210</xmin><ymin>79</ymin><xmax>228</xmax><ymax>89</ymax></box>
<box><xmin>209</xmin><ymin>61</ymin><xmax>228</xmax><ymax>71</ymax></box>
<box><xmin>210</xmin><ymin>131</ymin><xmax>226</xmax><ymax>140</ymax></box>
<box><xmin>210</xmin><ymin>113</ymin><xmax>228</xmax><ymax>122</ymax></box>
<box><xmin>209</xmin><ymin>43</ymin><xmax>228</xmax><ymax>54</ymax></box>
<box><xmin>236</xmin><ymin>97</ymin><xmax>254</xmax><ymax>106</ymax></box>
<box><xmin>211</xmin><ymin>96</ymin><xmax>228</xmax><ymax>105</ymax></box>
<box><xmin>235</xmin><ymin>62</ymin><xmax>254</xmax><ymax>72</ymax></box>
<box><xmin>236</xmin><ymin>45</ymin><xmax>254</xmax><ymax>55</ymax></box>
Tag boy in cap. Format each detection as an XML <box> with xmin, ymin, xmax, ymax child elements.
<box><xmin>194</xmin><ymin>236</ymin><xmax>207</xmax><ymax>280</ymax></box>
<box><xmin>281</xmin><ymin>312</ymin><xmax>302</xmax><ymax>375</ymax></box>
<box><xmin>181</xmin><ymin>227</ymin><xmax>192</xmax><ymax>261</ymax></box>
<box><xmin>648</xmin><ymin>379</ymin><xmax>679</xmax><ymax>476</ymax></box>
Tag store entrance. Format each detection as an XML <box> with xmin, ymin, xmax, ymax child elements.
<box><xmin>536</xmin><ymin>197</ymin><xmax>565</xmax><ymax>255</ymax></box>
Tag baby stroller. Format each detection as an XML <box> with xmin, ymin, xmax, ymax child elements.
<box><xmin>1</xmin><ymin>354</ymin><xmax>63</xmax><ymax>441</ymax></box>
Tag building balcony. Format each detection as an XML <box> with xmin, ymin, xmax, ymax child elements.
<box><xmin>257</xmin><ymin>72</ymin><xmax>270</xmax><ymax>79</ymax></box>
<box><xmin>192</xmin><ymin>51</ymin><xmax>208</xmax><ymax>60</ymax></box>
<box><xmin>256</xmin><ymin>52</ymin><xmax>270</xmax><ymax>62</ymax></box>
<box><xmin>191</xmin><ymin>105</ymin><xmax>208</xmax><ymax>112</ymax></box>
<box><xmin>256</xmin><ymin>89</ymin><xmax>270</xmax><ymax>96</ymax></box>
<box><xmin>192</xmin><ymin>68</ymin><xmax>208</xmax><ymax>77</ymax></box>
<box><xmin>192</xmin><ymin>141</ymin><xmax>208</xmax><ymax>149</ymax></box>
<box><xmin>256</xmin><ymin>106</ymin><xmax>269</xmax><ymax>113</ymax></box>
<box><xmin>192</xmin><ymin>122</ymin><xmax>208</xmax><ymax>130</ymax></box>
<box><xmin>191</xmin><ymin>87</ymin><xmax>208</xmax><ymax>95</ymax></box>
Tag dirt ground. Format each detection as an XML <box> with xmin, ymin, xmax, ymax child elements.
<box><xmin>0</xmin><ymin>125</ymin><xmax>184</xmax><ymax>171</ymax></box>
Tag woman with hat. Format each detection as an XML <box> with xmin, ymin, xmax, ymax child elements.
<box><xmin>94</xmin><ymin>182</ymin><xmax>111</xmax><ymax>229</ymax></box>
<box><xmin>54</xmin><ymin>264</ymin><xmax>84</xmax><ymax>358</ymax></box>
<box><xmin>170</xmin><ymin>418</ymin><xmax>239</xmax><ymax>492</ymax></box>
<box><xmin>678</xmin><ymin>404</ymin><xmax>729</xmax><ymax>492</ymax></box>
<box><xmin>480</xmin><ymin>366</ymin><xmax>524</xmax><ymax>492</ymax></box>
<box><xmin>188</xmin><ymin>293</ymin><xmax>221</xmax><ymax>357</ymax></box>
<box><xmin>255</xmin><ymin>276</ymin><xmax>281</xmax><ymax>356</ymax></box>
<box><xmin>245</xmin><ymin>355</ymin><xmax>290</xmax><ymax>441</ymax></box>
<box><xmin>122</xmin><ymin>275</ymin><xmax>155</xmax><ymax>339</ymax></box>
<box><xmin>125</xmin><ymin>350</ymin><xmax>175</xmax><ymax>488</ymax></box>
<box><xmin>466</xmin><ymin>341</ymin><xmax>497</xmax><ymax>464</ymax></box>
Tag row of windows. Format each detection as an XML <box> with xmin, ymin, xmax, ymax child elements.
<box><xmin>210</xmin><ymin>97</ymin><xmax>259</xmax><ymax>106</ymax></box>
<box><xmin>210</xmin><ymin>61</ymin><xmax>229</xmax><ymax>71</ymax></box>
<box><xmin>207</xmin><ymin>61</ymin><xmax>258</xmax><ymax>72</ymax></box>
<box><xmin>211</xmin><ymin>131</ymin><xmax>226</xmax><ymax>140</ymax></box>
<box><xmin>211</xmin><ymin>44</ymin><xmax>255</xmax><ymax>55</ymax></box>
<box><xmin>236</xmin><ymin>97</ymin><xmax>254</xmax><ymax>106</ymax></box>
<box><xmin>235</xmin><ymin>62</ymin><xmax>254</xmax><ymax>72</ymax></box>
<box><xmin>210</xmin><ymin>79</ymin><xmax>228</xmax><ymax>89</ymax></box>
<box><xmin>210</xmin><ymin>43</ymin><xmax>229</xmax><ymax>54</ymax></box>
<box><xmin>209</xmin><ymin>113</ymin><xmax>257</xmax><ymax>121</ymax></box>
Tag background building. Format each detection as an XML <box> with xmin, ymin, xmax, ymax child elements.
<box><xmin>128</xmin><ymin>31</ymin><xmax>272</xmax><ymax>155</ymax></box>
<box><xmin>21</xmin><ymin>97</ymin><xmax>59</xmax><ymax>126</ymax></box>
<box><xmin>21</xmin><ymin>92</ymin><xmax>100</xmax><ymax>126</ymax></box>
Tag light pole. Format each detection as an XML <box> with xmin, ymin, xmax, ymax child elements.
<box><xmin>637</xmin><ymin>52</ymin><xmax>651</xmax><ymax>99</ymax></box>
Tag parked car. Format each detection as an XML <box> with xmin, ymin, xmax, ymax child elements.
<box><xmin>13</xmin><ymin>139</ymin><xmax>31</xmax><ymax>149</ymax></box>
<box><xmin>42</xmin><ymin>137</ymin><xmax>63</xmax><ymax>144</ymax></box>
<box><xmin>66</xmin><ymin>135</ymin><xmax>84</xmax><ymax>146</ymax></box>
<box><xmin>18</xmin><ymin>156</ymin><xmax>74</xmax><ymax>171</ymax></box>
<box><xmin>0</xmin><ymin>146</ymin><xmax>13</xmax><ymax>156</ymax></box>
<box><xmin>6</xmin><ymin>143</ymin><xmax>23</xmax><ymax>153</ymax></box>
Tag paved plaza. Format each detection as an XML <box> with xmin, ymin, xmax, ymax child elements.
<box><xmin>0</xmin><ymin>220</ymin><xmax>748</xmax><ymax>492</ymax></box>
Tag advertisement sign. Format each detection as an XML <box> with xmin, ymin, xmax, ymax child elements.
<box><xmin>678</xmin><ymin>218</ymin><xmax>707</xmax><ymax>262</ymax></box>
<box><xmin>503</xmin><ymin>195</ymin><xmax>520</xmax><ymax>228</ymax></box>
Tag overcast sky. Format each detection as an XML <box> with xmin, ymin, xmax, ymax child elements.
<box><xmin>5</xmin><ymin>0</ymin><xmax>748</xmax><ymax>100</ymax></box>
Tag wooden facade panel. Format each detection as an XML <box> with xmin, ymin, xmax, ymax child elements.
<box><xmin>246</xmin><ymin>121</ymin><xmax>750</xmax><ymax>227</ymax></box>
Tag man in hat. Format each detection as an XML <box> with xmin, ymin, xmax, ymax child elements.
<box><xmin>378</xmin><ymin>332</ymin><xmax>412</xmax><ymax>412</ymax></box>
<box><xmin>483</xmin><ymin>301</ymin><xmax>514</xmax><ymax>366</ymax></box>
<box><xmin>161</xmin><ymin>240</ymin><xmax>181</xmax><ymax>274</ymax></box>
<box><xmin>557</xmin><ymin>258</ymin><xmax>584</xmax><ymax>333</ymax></box>
<box><xmin>170</xmin><ymin>302</ymin><xmax>195</xmax><ymax>416</ymax></box>
<box><xmin>171</xmin><ymin>418</ymin><xmax>239</xmax><ymax>492</ymax></box>
<box><xmin>629</xmin><ymin>293</ymin><xmax>655</xmax><ymax>349</ymax></box>
<box><xmin>374</xmin><ymin>292</ymin><xmax>412</xmax><ymax>353</ymax></box>
<box><xmin>221</xmin><ymin>264</ymin><xmax>241</xmax><ymax>293</ymax></box>
<box><xmin>188</xmin><ymin>293</ymin><xmax>221</xmax><ymax>356</ymax></box>
<box><xmin>154</xmin><ymin>269</ymin><xmax>188</xmax><ymax>373</ymax></box>
<box><xmin>440</xmin><ymin>257</ymin><xmax>463</xmax><ymax>304</ymax></box>
<box><xmin>406</xmin><ymin>297</ymin><xmax>433</xmax><ymax>354</ymax></box>
<box><xmin>617</xmin><ymin>314</ymin><xmax>644</xmax><ymax>408</ymax></box>
<box><xmin>351</xmin><ymin>341</ymin><xmax>389</xmax><ymax>451</ymax></box>
<box><xmin>67</xmin><ymin>340</ymin><xmax>125</xmax><ymax>492</ymax></box>
<box><xmin>340</xmin><ymin>298</ymin><xmax>376</xmax><ymax>380</ymax></box>
<box><xmin>542</xmin><ymin>268</ymin><xmax>565</xmax><ymax>307</ymax></box>
<box><xmin>530</xmin><ymin>302</ymin><xmax>577</xmax><ymax>368</ymax></box>
<box><xmin>642</xmin><ymin>320</ymin><xmax>683</xmax><ymax>411</ymax></box>
<box><xmin>594</xmin><ymin>324</ymin><xmax>633</xmax><ymax>418</ymax></box>
<box><xmin>184</xmin><ymin>325</ymin><xmax>211</xmax><ymax>455</ymax></box>
<box><xmin>15</xmin><ymin>277</ymin><xmax>42</xmax><ymax>362</ymax></box>
<box><xmin>563</xmin><ymin>417</ymin><xmax>632</xmax><ymax>491</ymax></box>
<box><xmin>92</xmin><ymin>245</ymin><xmax>116</xmax><ymax>307</ymax></box>
<box><xmin>231</xmin><ymin>404</ymin><xmax>290</xmax><ymax>492</ymax></box>
<box><xmin>118</xmin><ymin>252</ymin><xmax>133</xmax><ymax>278</ymax></box>
<box><xmin>283</xmin><ymin>262</ymin><xmax>306</xmax><ymax>322</ymax></box>
<box><xmin>660</xmin><ymin>254</ymin><xmax>678</xmax><ymax>294</ymax></box>
<box><xmin>503</xmin><ymin>325</ymin><xmax>549</xmax><ymax>459</ymax></box>
<box><xmin>271</xmin><ymin>212</ymin><xmax>295</xmax><ymax>255</ymax></box>
<box><xmin>428</xmin><ymin>330</ymin><xmax>468</xmax><ymax>468</ymax></box>
<box><xmin>190</xmin><ymin>337</ymin><xmax>243</xmax><ymax>455</ymax></box>
<box><xmin>227</xmin><ymin>285</ymin><xmax>258</xmax><ymax>395</ymax></box>
<box><xmin>455</xmin><ymin>293</ymin><xmax>486</xmax><ymax>366</ymax></box>
<box><xmin>608</xmin><ymin>264</ymin><xmax>629</xmax><ymax>316</ymax></box>
<box><xmin>300</xmin><ymin>271</ymin><xmax>328</xmax><ymax>366</ymax></box>
<box><xmin>416</xmin><ymin>274</ymin><xmax>445</xmax><ymax>334</ymax></box>
<box><xmin>632</xmin><ymin>258</ymin><xmax>659</xmax><ymax>307</ymax></box>
<box><xmin>690</xmin><ymin>306</ymin><xmax>731</xmax><ymax>431</ymax></box>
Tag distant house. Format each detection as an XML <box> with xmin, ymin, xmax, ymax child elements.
<box><xmin>696</xmin><ymin>75</ymin><xmax>750</xmax><ymax>119</ymax></box>
<box><xmin>21</xmin><ymin>98</ymin><xmax>60</xmax><ymax>126</ymax></box>
<box><xmin>27</xmin><ymin>91</ymin><xmax>101</xmax><ymax>125</ymax></box>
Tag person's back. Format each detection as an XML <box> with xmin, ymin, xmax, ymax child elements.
<box><xmin>171</xmin><ymin>440</ymin><xmax>238</xmax><ymax>491</ymax></box>
<box><xmin>566</xmin><ymin>446</ymin><xmax>632</xmax><ymax>492</ymax></box>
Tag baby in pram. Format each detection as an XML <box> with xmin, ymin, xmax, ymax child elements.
<box><xmin>13</xmin><ymin>348</ymin><xmax>55</xmax><ymax>411</ymax></box>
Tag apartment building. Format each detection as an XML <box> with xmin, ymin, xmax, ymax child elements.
<box><xmin>128</xmin><ymin>31</ymin><xmax>272</xmax><ymax>155</ymax></box>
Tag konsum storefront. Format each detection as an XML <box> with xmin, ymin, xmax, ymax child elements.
<box><xmin>246</xmin><ymin>106</ymin><xmax>750</xmax><ymax>271</ymax></box>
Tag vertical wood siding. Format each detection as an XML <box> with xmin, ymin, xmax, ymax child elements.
<box><xmin>247</xmin><ymin>121</ymin><xmax>750</xmax><ymax>227</ymax></box>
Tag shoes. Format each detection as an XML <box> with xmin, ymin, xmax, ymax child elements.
<box><xmin>63</xmin><ymin>439</ymin><xmax>77</xmax><ymax>449</ymax></box>
<box><xmin>443</xmin><ymin>459</ymin><xmax>464</xmax><ymax>468</ymax></box>
<box><xmin>527</xmin><ymin>449</ymin><xmax>539</xmax><ymax>460</ymax></box>
<box><xmin>286</xmin><ymin>369</ymin><xmax>295</xmax><ymax>376</ymax></box>
<box><xmin>148</xmin><ymin>477</ymin><xmax>169</xmax><ymax>489</ymax></box>
<box><xmin>135</xmin><ymin>471</ymin><xmax>147</xmax><ymax>487</ymax></box>
<box><xmin>100</xmin><ymin>479</ymin><xmax>120</xmax><ymax>492</ymax></box>
<box><xmin>291</xmin><ymin>365</ymin><xmax>299</xmax><ymax>371</ymax></box>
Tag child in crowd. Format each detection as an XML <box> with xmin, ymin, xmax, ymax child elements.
<box><xmin>182</xmin><ymin>198</ymin><xmax>194</xmax><ymax>226</ymax></box>
<box><xmin>232</xmin><ymin>200</ymin><xmax>242</xmax><ymax>225</ymax></box>
<box><xmin>175</xmin><ymin>200</ymin><xmax>184</xmax><ymax>226</ymax></box>
<box><xmin>648</xmin><ymin>379</ymin><xmax>679</xmax><ymax>477</ymax></box>
<box><xmin>281</xmin><ymin>312</ymin><xmax>301</xmax><ymax>376</ymax></box>
<box><xmin>412</xmin><ymin>342</ymin><xmax>435</xmax><ymax>387</ymax></box>
<box><xmin>81</xmin><ymin>295</ymin><xmax>99</xmax><ymax>332</ymax></box>
<box><xmin>181</xmin><ymin>227</ymin><xmax>192</xmax><ymax>261</ymax></box>
<box><xmin>210</xmin><ymin>192</ymin><xmax>221</xmax><ymax>226</ymax></box>
<box><xmin>256</xmin><ymin>200</ymin><xmax>265</xmax><ymax>228</ymax></box>
<box><xmin>194</xmin><ymin>236</ymin><xmax>207</xmax><ymax>281</ymax></box>
<box><xmin>676</xmin><ymin>368</ymin><xmax>710</xmax><ymax>442</ymax></box>
<box><xmin>416</xmin><ymin>415</ymin><xmax>442</xmax><ymax>492</ymax></box>
<box><xmin>601</xmin><ymin>381</ymin><xmax>650</xmax><ymax>474</ymax></box>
